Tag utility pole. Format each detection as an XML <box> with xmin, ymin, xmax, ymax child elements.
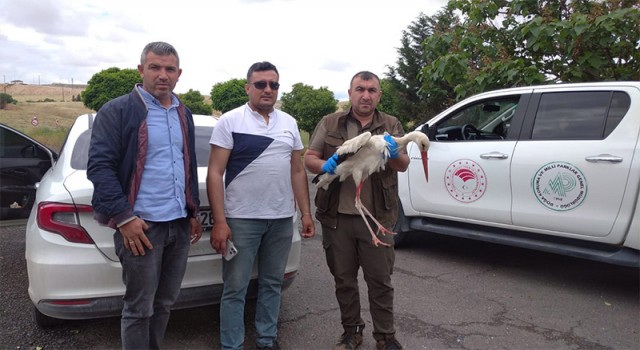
<box><xmin>3</xmin><ymin>75</ymin><xmax>5</xmax><ymax>94</ymax></box>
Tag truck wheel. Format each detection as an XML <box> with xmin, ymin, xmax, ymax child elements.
<box><xmin>394</xmin><ymin>231</ymin><xmax>409</xmax><ymax>247</ymax></box>
<box><xmin>393</xmin><ymin>205</ymin><xmax>410</xmax><ymax>248</ymax></box>
<box><xmin>33</xmin><ymin>306</ymin><xmax>62</xmax><ymax>328</ymax></box>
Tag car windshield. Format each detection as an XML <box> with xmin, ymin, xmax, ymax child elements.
<box><xmin>70</xmin><ymin>126</ymin><xmax>214</xmax><ymax>170</ymax></box>
<box><xmin>441</xmin><ymin>100</ymin><xmax>518</xmax><ymax>132</ymax></box>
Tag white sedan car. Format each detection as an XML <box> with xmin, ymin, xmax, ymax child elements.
<box><xmin>25</xmin><ymin>113</ymin><xmax>302</xmax><ymax>327</ymax></box>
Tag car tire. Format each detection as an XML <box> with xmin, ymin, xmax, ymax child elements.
<box><xmin>33</xmin><ymin>306</ymin><xmax>63</xmax><ymax>328</ymax></box>
<box><xmin>393</xmin><ymin>205</ymin><xmax>410</xmax><ymax>248</ymax></box>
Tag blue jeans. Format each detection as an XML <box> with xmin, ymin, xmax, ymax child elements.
<box><xmin>114</xmin><ymin>218</ymin><xmax>191</xmax><ymax>350</ymax></box>
<box><xmin>220</xmin><ymin>217</ymin><xmax>293</xmax><ymax>350</ymax></box>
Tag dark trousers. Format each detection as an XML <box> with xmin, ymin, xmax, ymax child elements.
<box><xmin>322</xmin><ymin>213</ymin><xmax>396</xmax><ymax>340</ymax></box>
<box><xmin>114</xmin><ymin>218</ymin><xmax>191</xmax><ymax>349</ymax></box>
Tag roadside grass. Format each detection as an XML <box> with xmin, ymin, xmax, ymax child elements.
<box><xmin>300</xmin><ymin>130</ymin><xmax>310</xmax><ymax>148</ymax></box>
<box><xmin>27</xmin><ymin>126</ymin><xmax>71</xmax><ymax>153</ymax></box>
<box><xmin>0</xmin><ymin>101</ymin><xmax>94</xmax><ymax>152</ymax></box>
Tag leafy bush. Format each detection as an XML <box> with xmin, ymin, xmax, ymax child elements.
<box><xmin>0</xmin><ymin>93</ymin><xmax>17</xmax><ymax>109</ymax></box>
<box><xmin>179</xmin><ymin>89</ymin><xmax>213</xmax><ymax>115</ymax></box>
<box><xmin>210</xmin><ymin>79</ymin><xmax>248</xmax><ymax>113</ymax></box>
<box><xmin>82</xmin><ymin>67</ymin><xmax>141</xmax><ymax>111</ymax></box>
<box><xmin>280</xmin><ymin>83</ymin><xmax>337</xmax><ymax>134</ymax></box>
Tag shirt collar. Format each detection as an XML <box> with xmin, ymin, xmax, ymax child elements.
<box><xmin>136</xmin><ymin>84</ymin><xmax>179</xmax><ymax>109</ymax></box>
<box><xmin>245</xmin><ymin>103</ymin><xmax>277</xmax><ymax>120</ymax></box>
<box><xmin>346</xmin><ymin>108</ymin><xmax>384</xmax><ymax>131</ymax></box>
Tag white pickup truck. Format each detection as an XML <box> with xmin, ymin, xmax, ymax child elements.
<box><xmin>396</xmin><ymin>81</ymin><xmax>640</xmax><ymax>267</ymax></box>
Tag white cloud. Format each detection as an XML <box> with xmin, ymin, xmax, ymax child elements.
<box><xmin>0</xmin><ymin>0</ymin><xmax>447</xmax><ymax>100</ymax></box>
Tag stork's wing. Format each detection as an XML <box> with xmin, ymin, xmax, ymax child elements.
<box><xmin>336</xmin><ymin>132</ymin><xmax>372</xmax><ymax>156</ymax></box>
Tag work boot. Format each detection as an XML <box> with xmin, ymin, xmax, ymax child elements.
<box><xmin>375</xmin><ymin>335</ymin><xmax>403</xmax><ymax>350</ymax></box>
<box><xmin>334</xmin><ymin>326</ymin><xmax>364</xmax><ymax>350</ymax></box>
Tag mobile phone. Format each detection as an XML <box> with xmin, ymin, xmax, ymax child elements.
<box><xmin>224</xmin><ymin>239</ymin><xmax>238</xmax><ymax>261</ymax></box>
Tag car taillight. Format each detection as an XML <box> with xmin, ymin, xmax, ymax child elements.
<box><xmin>37</xmin><ymin>202</ymin><xmax>94</xmax><ymax>244</ymax></box>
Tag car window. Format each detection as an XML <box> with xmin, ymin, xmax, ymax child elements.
<box><xmin>435</xmin><ymin>97</ymin><xmax>519</xmax><ymax>141</ymax></box>
<box><xmin>531</xmin><ymin>91</ymin><xmax>630</xmax><ymax>140</ymax></box>
<box><xmin>70</xmin><ymin>126</ymin><xmax>215</xmax><ymax>170</ymax></box>
<box><xmin>70</xmin><ymin>130</ymin><xmax>92</xmax><ymax>170</ymax></box>
<box><xmin>195</xmin><ymin>126</ymin><xmax>214</xmax><ymax>167</ymax></box>
<box><xmin>0</xmin><ymin>127</ymin><xmax>50</xmax><ymax>160</ymax></box>
<box><xmin>604</xmin><ymin>92</ymin><xmax>631</xmax><ymax>137</ymax></box>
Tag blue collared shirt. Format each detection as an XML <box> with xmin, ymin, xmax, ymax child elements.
<box><xmin>133</xmin><ymin>86</ymin><xmax>187</xmax><ymax>221</ymax></box>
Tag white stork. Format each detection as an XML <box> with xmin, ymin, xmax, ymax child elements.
<box><xmin>314</xmin><ymin>131</ymin><xmax>430</xmax><ymax>247</ymax></box>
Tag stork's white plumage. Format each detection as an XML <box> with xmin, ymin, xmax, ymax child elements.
<box><xmin>315</xmin><ymin>131</ymin><xmax>430</xmax><ymax>247</ymax></box>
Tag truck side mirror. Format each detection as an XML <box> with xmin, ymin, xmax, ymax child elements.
<box><xmin>420</xmin><ymin>124</ymin><xmax>434</xmax><ymax>139</ymax></box>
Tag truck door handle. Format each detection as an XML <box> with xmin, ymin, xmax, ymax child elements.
<box><xmin>480</xmin><ymin>152</ymin><xmax>509</xmax><ymax>159</ymax></box>
<box><xmin>585</xmin><ymin>154</ymin><xmax>623</xmax><ymax>163</ymax></box>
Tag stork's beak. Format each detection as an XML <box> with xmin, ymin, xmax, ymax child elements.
<box><xmin>420</xmin><ymin>149</ymin><xmax>429</xmax><ymax>182</ymax></box>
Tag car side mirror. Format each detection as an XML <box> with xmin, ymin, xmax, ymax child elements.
<box><xmin>21</xmin><ymin>144</ymin><xmax>36</xmax><ymax>158</ymax></box>
<box><xmin>420</xmin><ymin>124</ymin><xmax>435</xmax><ymax>140</ymax></box>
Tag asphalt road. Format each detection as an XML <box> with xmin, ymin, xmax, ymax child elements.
<box><xmin>2</xmin><ymin>187</ymin><xmax>639</xmax><ymax>349</ymax></box>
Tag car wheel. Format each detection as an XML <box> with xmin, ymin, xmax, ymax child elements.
<box><xmin>393</xmin><ymin>205</ymin><xmax>410</xmax><ymax>248</ymax></box>
<box><xmin>33</xmin><ymin>306</ymin><xmax>63</xmax><ymax>328</ymax></box>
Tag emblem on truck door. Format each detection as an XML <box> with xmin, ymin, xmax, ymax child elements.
<box><xmin>445</xmin><ymin>159</ymin><xmax>487</xmax><ymax>203</ymax></box>
<box><xmin>533</xmin><ymin>161</ymin><xmax>587</xmax><ymax>211</ymax></box>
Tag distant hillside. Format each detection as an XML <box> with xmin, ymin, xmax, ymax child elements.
<box><xmin>1</xmin><ymin>83</ymin><xmax>86</xmax><ymax>102</ymax></box>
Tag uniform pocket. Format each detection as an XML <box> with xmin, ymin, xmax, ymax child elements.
<box><xmin>380</xmin><ymin>173</ymin><xmax>398</xmax><ymax>210</ymax></box>
<box><xmin>323</xmin><ymin>132</ymin><xmax>343</xmax><ymax>156</ymax></box>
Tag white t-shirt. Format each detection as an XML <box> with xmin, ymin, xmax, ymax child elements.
<box><xmin>209</xmin><ymin>104</ymin><xmax>304</xmax><ymax>219</ymax></box>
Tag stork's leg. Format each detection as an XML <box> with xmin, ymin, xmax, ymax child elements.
<box><xmin>355</xmin><ymin>182</ymin><xmax>396</xmax><ymax>237</ymax></box>
<box><xmin>355</xmin><ymin>181</ymin><xmax>391</xmax><ymax>247</ymax></box>
<box><xmin>357</xmin><ymin>201</ymin><xmax>395</xmax><ymax>236</ymax></box>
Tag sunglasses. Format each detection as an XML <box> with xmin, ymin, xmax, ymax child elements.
<box><xmin>252</xmin><ymin>80</ymin><xmax>280</xmax><ymax>90</ymax></box>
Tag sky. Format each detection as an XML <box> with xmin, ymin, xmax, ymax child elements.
<box><xmin>0</xmin><ymin>0</ymin><xmax>447</xmax><ymax>101</ymax></box>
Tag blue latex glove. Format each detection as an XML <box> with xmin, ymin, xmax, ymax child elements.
<box><xmin>384</xmin><ymin>134</ymin><xmax>400</xmax><ymax>159</ymax></box>
<box><xmin>322</xmin><ymin>153</ymin><xmax>339</xmax><ymax>174</ymax></box>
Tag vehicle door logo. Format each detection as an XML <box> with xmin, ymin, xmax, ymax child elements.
<box><xmin>445</xmin><ymin>159</ymin><xmax>487</xmax><ymax>203</ymax></box>
<box><xmin>533</xmin><ymin>161</ymin><xmax>587</xmax><ymax>211</ymax></box>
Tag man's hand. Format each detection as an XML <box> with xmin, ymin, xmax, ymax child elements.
<box><xmin>300</xmin><ymin>214</ymin><xmax>315</xmax><ymax>238</ymax></box>
<box><xmin>321</xmin><ymin>153</ymin><xmax>339</xmax><ymax>174</ymax></box>
<box><xmin>384</xmin><ymin>134</ymin><xmax>400</xmax><ymax>159</ymax></box>
<box><xmin>120</xmin><ymin>217</ymin><xmax>152</xmax><ymax>256</ymax></box>
<box><xmin>210</xmin><ymin>221</ymin><xmax>232</xmax><ymax>257</ymax></box>
<box><xmin>190</xmin><ymin>217</ymin><xmax>203</xmax><ymax>244</ymax></box>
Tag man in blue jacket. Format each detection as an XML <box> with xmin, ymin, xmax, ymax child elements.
<box><xmin>87</xmin><ymin>41</ymin><xmax>202</xmax><ymax>349</ymax></box>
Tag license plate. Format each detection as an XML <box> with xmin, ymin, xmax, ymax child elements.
<box><xmin>198</xmin><ymin>208</ymin><xmax>214</xmax><ymax>229</ymax></box>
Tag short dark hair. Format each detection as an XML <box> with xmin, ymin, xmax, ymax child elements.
<box><xmin>141</xmin><ymin>42</ymin><xmax>180</xmax><ymax>66</ymax></box>
<box><xmin>247</xmin><ymin>61</ymin><xmax>279</xmax><ymax>81</ymax></box>
<box><xmin>350</xmin><ymin>71</ymin><xmax>380</xmax><ymax>87</ymax></box>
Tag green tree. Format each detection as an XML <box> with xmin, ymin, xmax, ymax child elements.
<box><xmin>378</xmin><ymin>79</ymin><xmax>408</xmax><ymax>130</ymax></box>
<box><xmin>419</xmin><ymin>0</ymin><xmax>640</xmax><ymax>113</ymax></box>
<box><xmin>0</xmin><ymin>92</ymin><xmax>17</xmax><ymax>109</ymax></box>
<box><xmin>210</xmin><ymin>79</ymin><xmax>248</xmax><ymax>113</ymax></box>
<box><xmin>179</xmin><ymin>89</ymin><xmax>213</xmax><ymax>115</ymax></box>
<box><xmin>377</xmin><ymin>79</ymin><xmax>402</xmax><ymax>117</ymax></box>
<box><xmin>386</xmin><ymin>9</ymin><xmax>460</xmax><ymax>124</ymax></box>
<box><xmin>280</xmin><ymin>83</ymin><xmax>337</xmax><ymax>134</ymax></box>
<box><xmin>81</xmin><ymin>67</ymin><xmax>141</xmax><ymax>111</ymax></box>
